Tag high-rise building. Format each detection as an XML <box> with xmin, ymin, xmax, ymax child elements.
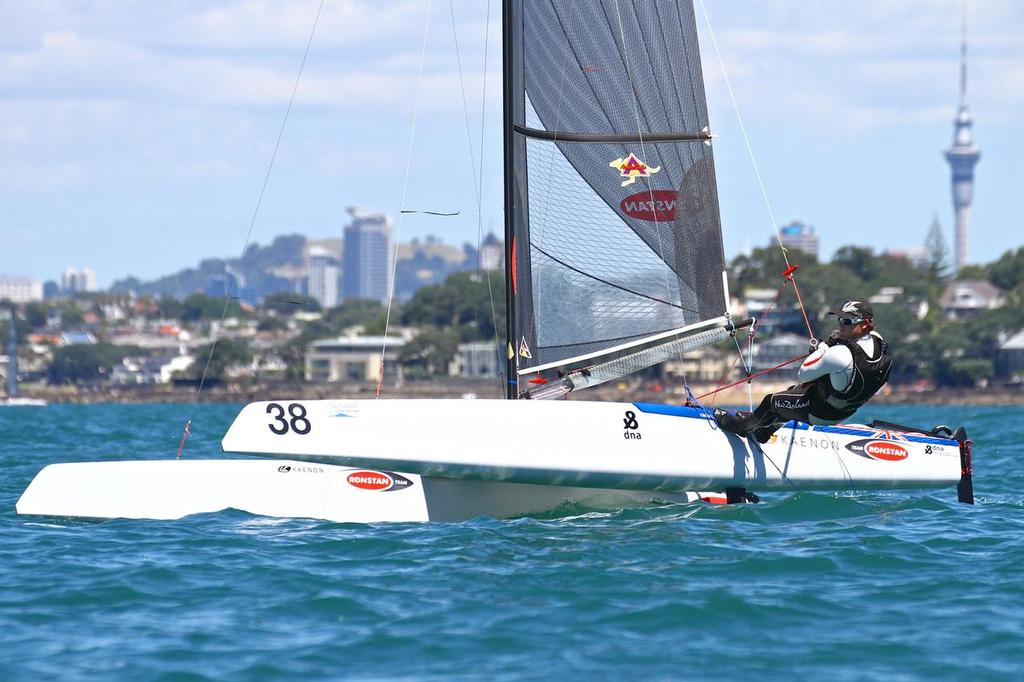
<box><xmin>944</xmin><ymin>24</ymin><xmax>981</xmax><ymax>272</ymax></box>
<box><xmin>773</xmin><ymin>221</ymin><xmax>819</xmax><ymax>259</ymax></box>
<box><xmin>307</xmin><ymin>246</ymin><xmax>339</xmax><ymax>309</ymax></box>
<box><xmin>62</xmin><ymin>267</ymin><xmax>97</xmax><ymax>294</ymax></box>
<box><xmin>342</xmin><ymin>207</ymin><xmax>393</xmax><ymax>303</ymax></box>
<box><xmin>0</xmin><ymin>277</ymin><xmax>43</xmax><ymax>303</ymax></box>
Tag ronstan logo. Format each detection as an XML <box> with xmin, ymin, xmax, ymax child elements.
<box><xmin>620</xmin><ymin>190</ymin><xmax>677</xmax><ymax>221</ymax></box>
<box><xmin>866</xmin><ymin>441</ymin><xmax>909</xmax><ymax>461</ymax></box>
<box><xmin>845</xmin><ymin>439</ymin><xmax>909</xmax><ymax>461</ymax></box>
<box><xmin>346</xmin><ymin>470</ymin><xmax>414</xmax><ymax>492</ymax></box>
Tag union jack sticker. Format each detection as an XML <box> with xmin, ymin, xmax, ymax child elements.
<box><xmin>842</xmin><ymin>425</ymin><xmax>910</xmax><ymax>441</ymax></box>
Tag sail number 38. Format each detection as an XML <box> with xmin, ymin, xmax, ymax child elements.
<box><xmin>266</xmin><ymin>402</ymin><xmax>311</xmax><ymax>435</ymax></box>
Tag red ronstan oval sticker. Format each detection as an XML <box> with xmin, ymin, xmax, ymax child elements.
<box><xmin>347</xmin><ymin>470</ymin><xmax>394</xmax><ymax>491</ymax></box>
<box><xmin>865</xmin><ymin>441</ymin><xmax>909</xmax><ymax>461</ymax></box>
<box><xmin>620</xmin><ymin>189</ymin><xmax>677</xmax><ymax>222</ymax></box>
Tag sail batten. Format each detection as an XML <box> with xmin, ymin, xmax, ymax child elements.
<box><xmin>508</xmin><ymin>0</ymin><xmax>727</xmax><ymax>389</ymax></box>
<box><xmin>514</xmin><ymin>125</ymin><xmax>711</xmax><ymax>143</ymax></box>
<box><xmin>525</xmin><ymin>318</ymin><xmax>753</xmax><ymax>400</ymax></box>
<box><xmin>519</xmin><ymin>315</ymin><xmax>731</xmax><ymax>377</ymax></box>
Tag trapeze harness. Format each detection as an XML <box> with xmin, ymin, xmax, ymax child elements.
<box><xmin>806</xmin><ymin>333</ymin><xmax>892</xmax><ymax>422</ymax></box>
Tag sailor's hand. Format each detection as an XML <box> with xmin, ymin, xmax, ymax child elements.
<box><xmin>824</xmin><ymin>330</ymin><xmax>842</xmax><ymax>346</ymax></box>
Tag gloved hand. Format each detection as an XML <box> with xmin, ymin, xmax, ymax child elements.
<box><xmin>823</xmin><ymin>330</ymin><xmax>841</xmax><ymax>346</ymax></box>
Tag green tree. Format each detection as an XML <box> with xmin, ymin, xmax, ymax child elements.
<box><xmin>184</xmin><ymin>338</ymin><xmax>253</xmax><ymax>381</ymax></box>
<box><xmin>924</xmin><ymin>216</ymin><xmax>951</xmax><ymax>280</ymax></box>
<box><xmin>399</xmin><ymin>327</ymin><xmax>460</xmax><ymax>377</ymax></box>
<box><xmin>729</xmin><ymin>247</ymin><xmax>805</xmax><ymax>293</ymax></box>
<box><xmin>957</xmin><ymin>264</ymin><xmax>986</xmax><ymax>280</ymax></box>
<box><xmin>256</xmin><ymin>317</ymin><xmax>289</xmax><ymax>333</ymax></box>
<box><xmin>153</xmin><ymin>296</ymin><xmax>184</xmax><ymax>320</ymax></box>
<box><xmin>48</xmin><ymin>343</ymin><xmax>139</xmax><ymax>384</ymax></box>
<box><xmin>322</xmin><ymin>299</ymin><xmax>386</xmax><ymax>331</ymax></box>
<box><xmin>401</xmin><ymin>271</ymin><xmax>505</xmax><ymax>342</ymax></box>
<box><xmin>944</xmin><ymin>358</ymin><xmax>995</xmax><ymax>387</ymax></box>
<box><xmin>985</xmin><ymin>247</ymin><xmax>1024</xmax><ymax>292</ymax></box>
<box><xmin>831</xmin><ymin>246</ymin><xmax>880</xmax><ymax>282</ymax></box>
<box><xmin>180</xmin><ymin>293</ymin><xmax>242</xmax><ymax>322</ymax></box>
<box><xmin>23</xmin><ymin>303</ymin><xmax>49</xmax><ymax>330</ymax></box>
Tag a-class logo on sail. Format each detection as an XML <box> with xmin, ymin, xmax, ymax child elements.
<box><xmin>845</xmin><ymin>439</ymin><xmax>910</xmax><ymax>461</ymax></box>
<box><xmin>346</xmin><ymin>470</ymin><xmax>414</xmax><ymax>492</ymax></box>
<box><xmin>620</xmin><ymin>189</ymin><xmax>677</xmax><ymax>221</ymax></box>
<box><xmin>609</xmin><ymin>153</ymin><xmax>661</xmax><ymax>187</ymax></box>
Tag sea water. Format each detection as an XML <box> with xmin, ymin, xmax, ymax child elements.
<box><xmin>1</xmin><ymin>403</ymin><xmax>1021</xmax><ymax>681</ymax></box>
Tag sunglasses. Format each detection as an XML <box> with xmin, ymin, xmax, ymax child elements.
<box><xmin>838</xmin><ymin>316</ymin><xmax>865</xmax><ymax>326</ymax></box>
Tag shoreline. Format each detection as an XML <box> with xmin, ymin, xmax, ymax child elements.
<box><xmin>8</xmin><ymin>380</ymin><xmax>1023</xmax><ymax>406</ymax></box>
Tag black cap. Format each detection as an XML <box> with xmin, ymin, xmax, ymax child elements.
<box><xmin>829</xmin><ymin>300</ymin><xmax>873</xmax><ymax>320</ymax></box>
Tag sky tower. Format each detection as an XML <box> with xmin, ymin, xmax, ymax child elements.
<box><xmin>944</xmin><ymin>20</ymin><xmax>981</xmax><ymax>273</ymax></box>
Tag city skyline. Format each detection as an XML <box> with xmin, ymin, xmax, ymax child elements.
<box><xmin>2</xmin><ymin>1</ymin><xmax>1023</xmax><ymax>287</ymax></box>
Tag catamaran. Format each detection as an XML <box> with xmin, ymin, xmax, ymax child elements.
<box><xmin>17</xmin><ymin>0</ymin><xmax>973</xmax><ymax>523</ymax></box>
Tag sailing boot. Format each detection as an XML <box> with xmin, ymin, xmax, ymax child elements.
<box><xmin>752</xmin><ymin>423</ymin><xmax>784</xmax><ymax>444</ymax></box>
<box><xmin>713</xmin><ymin>409</ymin><xmax>757</xmax><ymax>437</ymax></box>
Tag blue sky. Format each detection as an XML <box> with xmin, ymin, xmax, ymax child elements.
<box><xmin>1</xmin><ymin>0</ymin><xmax>1022</xmax><ymax>287</ymax></box>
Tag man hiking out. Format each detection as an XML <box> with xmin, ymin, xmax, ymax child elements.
<box><xmin>714</xmin><ymin>300</ymin><xmax>892</xmax><ymax>443</ymax></box>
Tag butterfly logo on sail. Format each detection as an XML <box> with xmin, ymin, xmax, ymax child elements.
<box><xmin>609</xmin><ymin>153</ymin><xmax>661</xmax><ymax>187</ymax></box>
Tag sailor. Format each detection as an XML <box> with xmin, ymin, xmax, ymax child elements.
<box><xmin>714</xmin><ymin>300</ymin><xmax>891</xmax><ymax>443</ymax></box>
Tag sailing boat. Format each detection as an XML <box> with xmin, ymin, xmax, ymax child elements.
<box><xmin>16</xmin><ymin>0</ymin><xmax>972</xmax><ymax>522</ymax></box>
<box><xmin>3</xmin><ymin>308</ymin><xmax>47</xmax><ymax>407</ymax></box>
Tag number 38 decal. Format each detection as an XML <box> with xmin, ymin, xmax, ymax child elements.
<box><xmin>266</xmin><ymin>402</ymin><xmax>311</xmax><ymax>435</ymax></box>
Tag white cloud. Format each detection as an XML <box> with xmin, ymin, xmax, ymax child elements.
<box><xmin>1</xmin><ymin>0</ymin><xmax>1022</xmax><ymax>282</ymax></box>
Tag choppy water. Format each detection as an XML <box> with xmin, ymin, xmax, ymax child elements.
<box><xmin>1</xmin><ymin>403</ymin><xmax>1022</xmax><ymax>680</ymax></box>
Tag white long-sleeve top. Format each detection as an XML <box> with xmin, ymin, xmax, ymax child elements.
<box><xmin>796</xmin><ymin>331</ymin><xmax>884</xmax><ymax>392</ymax></box>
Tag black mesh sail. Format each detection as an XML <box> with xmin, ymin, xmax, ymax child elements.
<box><xmin>506</xmin><ymin>0</ymin><xmax>726</xmax><ymax>378</ymax></box>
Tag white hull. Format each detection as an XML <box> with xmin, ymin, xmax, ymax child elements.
<box><xmin>16</xmin><ymin>459</ymin><xmax>704</xmax><ymax>522</ymax></box>
<box><xmin>16</xmin><ymin>399</ymin><xmax>964</xmax><ymax>523</ymax></box>
<box><xmin>223</xmin><ymin>399</ymin><xmax>962</xmax><ymax>492</ymax></box>
<box><xmin>1</xmin><ymin>397</ymin><xmax>48</xmax><ymax>406</ymax></box>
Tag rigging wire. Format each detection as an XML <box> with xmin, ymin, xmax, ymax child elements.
<box><xmin>697</xmin><ymin>0</ymin><xmax>816</xmax><ymax>343</ymax></box>
<box><xmin>696</xmin><ymin>0</ymin><xmax>784</xmax><ymax>266</ymax></box>
<box><xmin>376</xmin><ymin>0</ymin><xmax>434</xmax><ymax>397</ymax></box>
<box><xmin>450</xmin><ymin>0</ymin><xmax>501</xmax><ymax>396</ymax></box>
<box><xmin>177</xmin><ymin>0</ymin><xmax>325</xmax><ymax>458</ymax></box>
<box><xmin>476</xmin><ymin>0</ymin><xmax>500</xmax><ymax>396</ymax></box>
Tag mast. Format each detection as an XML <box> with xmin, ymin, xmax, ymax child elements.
<box><xmin>6</xmin><ymin>308</ymin><xmax>17</xmax><ymax>399</ymax></box>
<box><xmin>501</xmin><ymin>0</ymin><xmax>517</xmax><ymax>399</ymax></box>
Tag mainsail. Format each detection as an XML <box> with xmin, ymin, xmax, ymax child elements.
<box><xmin>504</xmin><ymin>0</ymin><xmax>728</xmax><ymax>395</ymax></box>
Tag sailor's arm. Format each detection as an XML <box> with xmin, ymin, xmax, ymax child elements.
<box><xmin>797</xmin><ymin>344</ymin><xmax>853</xmax><ymax>383</ymax></box>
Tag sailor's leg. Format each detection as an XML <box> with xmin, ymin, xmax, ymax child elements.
<box><xmin>748</xmin><ymin>388</ymin><xmax>813</xmax><ymax>443</ymax></box>
<box><xmin>714</xmin><ymin>393</ymin><xmax>776</xmax><ymax>436</ymax></box>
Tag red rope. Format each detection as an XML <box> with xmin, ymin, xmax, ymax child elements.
<box><xmin>782</xmin><ymin>264</ymin><xmax>816</xmax><ymax>340</ymax></box>
<box><xmin>695</xmin><ymin>353</ymin><xmax>806</xmax><ymax>401</ymax></box>
<box><xmin>691</xmin><ymin>264</ymin><xmax>815</xmax><ymax>404</ymax></box>
<box><xmin>175</xmin><ymin>419</ymin><xmax>191</xmax><ymax>459</ymax></box>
